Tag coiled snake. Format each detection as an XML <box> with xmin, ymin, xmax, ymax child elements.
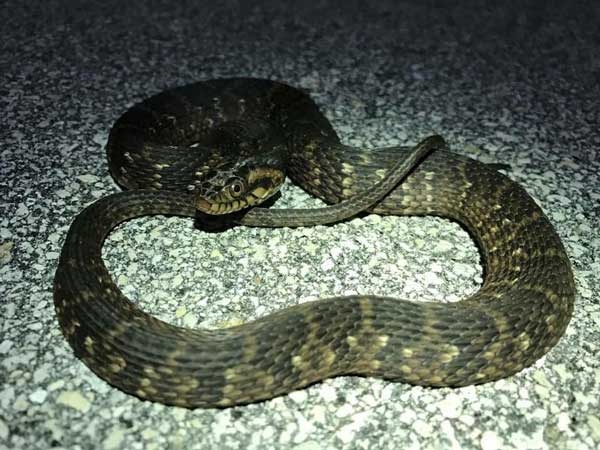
<box><xmin>53</xmin><ymin>78</ymin><xmax>575</xmax><ymax>407</ymax></box>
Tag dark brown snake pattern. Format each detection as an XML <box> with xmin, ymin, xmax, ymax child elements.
<box><xmin>53</xmin><ymin>78</ymin><xmax>575</xmax><ymax>407</ymax></box>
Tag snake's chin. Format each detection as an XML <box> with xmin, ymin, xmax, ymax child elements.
<box><xmin>195</xmin><ymin>168</ymin><xmax>284</xmax><ymax>215</ymax></box>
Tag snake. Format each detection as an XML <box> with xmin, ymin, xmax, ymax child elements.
<box><xmin>53</xmin><ymin>78</ymin><xmax>575</xmax><ymax>408</ymax></box>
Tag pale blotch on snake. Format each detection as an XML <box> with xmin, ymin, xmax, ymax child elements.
<box><xmin>53</xmin><ymin>78</ymin><xmax>575</xmax><ymax>408</ymax></box>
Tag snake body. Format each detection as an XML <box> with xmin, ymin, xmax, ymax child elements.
<box><xmin>53</xmin><ymin>78</ymin><xmax>575</xmax><ymax>407</ymax></box>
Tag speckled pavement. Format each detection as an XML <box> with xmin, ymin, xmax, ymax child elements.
<box><xmin>2</xmin><ymin>1</ymin><xmax>599</xmax><ymax>449</ymax></box>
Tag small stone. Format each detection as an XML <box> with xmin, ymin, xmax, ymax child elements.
<box><xmin>117</xmin><ymin>274</ymin><xmax>128</xmax><ymax>285</ymax></box>
<box><xmin>77</xmin><ymin>174</ymin><xmax>99</xmax><ymax>184</ymax></box>
<box><xmin>398</xmin><ymin>409</ymin><xmax>417</xmax><ymax>424</ymax></box>
<box><xmin>554</xmin><ymin>363</ymin><xmax>571</xmax><ymax>382</ymax></box>
<box><xmin>172</xmin><ymin>274</ymin><xmax>183</xmax><ymax>287</ymax></box>
<box><xmin>330</xmin><ymin>246</ymin><xmax>343</xmax><ymax>259</ymax></box>
<box><xmin>320</xmin><ymin>258</ymin><xmax>334</xmax><ymax>271</ymax></box>
<box><xmin>13</xmin><ymin>395</ymin><xmax>29</xmax><ymax>412</ymax></box>
<box><xmin>534</xmin><ymin>384</ymin><xmax>550</xmax><ymax>399</ymax></box>
<box><xmin>182</xmin><ymin>313</ymin><xmax>198</xmax><ymax>328</ymax></box>
<box><xmin>480</xmin><ymin>430</ymin><xmax>502</xmax><ymax>450</ymax></box>
<box><xmin>260</xmin><ymin>426</ymin><xmax>275</xmax><ymax>440</ymax></box>
<box><xmin>45</xmin><ymin>251</ymin><xmax>60</xmax><ymax>260</ymax></box>
<box><xmin>438</xmin><ymin>393</ymin><xmax>462</xmax><ymax>419</ymax></box>
<box><xmin>0</xmin><ymin>418</ymin><xmax>8</xmax><ymax>440</ymax></box>
<box><xmin>336</xmin><ymin>404</ymin><xmax>354</xmax><ymax>418</ymax></box>
<box><xmin>532</xmin><ymin>370</ymin><xmax>551</xmax><ymax>387</ymax></box>
<box><xmin>93</xmin><ymin>133</ymin><xmax>106</xmax><ymax>146</ymax></box>
<box><xmin>294</xmin><ymin>412</ymin><xmax>316</xmax><ymax>443</ymax></box>
<box><xmin>57</xmin><ymin>390</ymin><xmax>91</xmax><ymax>412</ymax></box>
<box><xmin>250</xmin><ymin>245</ymin><xmax>266</xmax><ymax>260</ymax></box>
<box><xmin>15</xmin><ymin>203</ymin><xmax>29</xmax><ymax>217</ymax></box>
<box><xmin>103</xmin><ymin>426</ymin><xmax>126</xmax><ymax>450</ymax></box>
<box><xmin>0</xmin><ymin>387</ymin><xmax>15</xmax><ymax>409</ymax></box>
<box><xmin>412</xmin><ymin>419</ymin><xmax>433</xmax><ymax>436</ymax></box>
<box><xmin>423</xmin><ymin>271</ymin><xmax>443</xmax><ymax>286</ymax></box>
<box><xmin>29</xmin><ymin>389</ymin><xmax>47</xmax><ymax>404</ymax></box>
<box><xmin>556</xmin><ymin>412</ymin><xmax>571</xmax><ymax>432</ymax></box>
<box><xmin>288</xmin><ymin>389</ymin><xmax>308</xmax><ymax>405</ymax></box>
<box><xmin>210</xmin><ymin>248</ymin><xmax>223</xmax><ymax>259</ymax></box>
<box><xmin>0</xmin><ymin>242</ymin><xmax>13</xmax><ymax>264</ymax></box>
<box><xmin>0</xmin><ymin>340</ymin><xmax>13</xmax><ymax>354</ymax></box>
<box><xmin>336</xmin><ymin>423</ymin><xmax>357</xmax><ymax>444</ymax></box>
<box><xmin>588</xmin><ymin>415</ymin><xmax>600</xmax><ymax>441</ymax></box>
<box><xmin>434</xmin><ymin>239</ymin><xmax>454</xmax><ymax>252</ymax></box>
<box><xmin>310</xmin><ymin>404</ymin><xmax>327</xmax><ymax>423</ymax></box>
<box><xmin>47</xmin><ymin>380</ymin><xmax>65</xmax><ymax>391</ymax></box>
<box><xmin>304</xmin><ymin>242</ymin><xmax>318</xmax><ymax>256</ymax></box>
<box><xmin>460</xmin><ymin>414</ymin><xmax>475</xmax><ymax>426</ymax></box>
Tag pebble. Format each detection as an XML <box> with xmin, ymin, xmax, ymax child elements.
<box><xmin>103</xmin><ymin>426</ymin><xmax>126</xmax><ymax>450</ymax></box>
<box><xmin>335</xmin><ymin>404</ymin><xmax>354</xmax><ymax>418</ymax></box>
<box><xmin>0</xmin><ymin>242</ymin><xmax>13</xmax><ymax>264</ymax></box>
<box><xmin>288</xmin><ymin>389</ymin><xmax>308</xmax><ymax>405</ymax></box>
<box><xmin>13</xmin><ymin>395</ymin><xmax>29</xmax><ymax>412</ymax></box>
<box><xmin>0</xmin><ymin>340</ymin><xmax>13</xmax><ymax>354</ymax></box>
<box><xmin>320</xmin><ymin>258</ymin><xmax>335</xmax><ymax>271</ymax></box>
<box><xmin>480</xmin><ymin>431</ymin><xmax>502</xmax><ymax>450</ymax></box>
<box><xmin>77</xmin><ymin>174</ymin><xmax>99</xmax><ymax>183</ymax></box>
<box><xmin>532</xmin><ymin>370</ymin><xmax>552</xmax><ymax>387</ymax></box>
<box><xmin>310</xmin><ymin>404</ymin><xmax>327</xmax><ymax>423</ymax></box>
<box><xmin>438</xmin><ymin>393</ymin><xmax>462</xmax><ymax>419</ymax></box>
<box><xmin>29</xmin><ymin>389</ymin><xmax>47</xmax><ymax>404</ymax></box>
<box><xmin>336</xmin><ymin>422</ymin><xmax>357</xmax><ymax>444</ymax></box>
<box><xmin>588</xmin><ymin>415</ymin><xmax>600</xmax><ymax>441</ymax></box>
<box><xmin>553</xmin><ymin>363</ymin><xmax>571</xmax><ymax>382</ymax></box>
<box><xmin>412</xmin><ymin>419</ymin><xmax>433</xmax><ymax>436</ymax></box>
<box><xmin>15</xmin><ymin>203</ymin><xmax>29</xmax><ymax>217</ymax></box>
<box><xmin>556</xmin><ymin>412</ymin><xmax>571</xmax><ymax>432</ymax></box>
<box><xmin>0</xmin><ymin>418</ymin><xmax>8</xmax><ymax>440</ymax></box>
<box><xmin>57</xmin><ymin>390</ymin><xmax>91</xmax><ymax>412</ymax></box>
<box><xmin>319</xmin><ymin>384</ymin><xmax>337</xmax><ymax>403</ymax></box>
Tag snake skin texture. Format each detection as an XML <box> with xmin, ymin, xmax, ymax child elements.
<box><xmin>53</xmin><ymin>78</ymin><xmax>575</xmax><ymax>408</ymax></box>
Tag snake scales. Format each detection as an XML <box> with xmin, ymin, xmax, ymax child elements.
<box><xmin>54</xmin><ymin>78</ymin><xmax>575</xmax><ymax>408</ymax></box>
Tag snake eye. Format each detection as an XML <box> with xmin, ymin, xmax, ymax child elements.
<box><xmin>227</xmin><ymin>179</ymin><xmax>246</xmax><ymax>198</ymax></box>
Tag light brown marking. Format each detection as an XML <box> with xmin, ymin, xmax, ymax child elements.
<box><xmin>84</xmin><ymin>336</ymin><xmax>95</xmax><ymax>355</ymax></box>
<box><xmin>400</xmin><ymin>365</ymin><xmax>412</xmax><ymax>374</ymax></box>
<box><xmin>341</xmin><ymin>162</ymin><xmax>355</xmax><ymax>173</ymax></box>
<box><xmin>323</xmin><ymin>350</ymin><xmax>336</xmax><ymax>367</ymax></box>
<box><xmin>515</xmin><ymin>332</ymin><xmax>531</xmax><ymax>351</ymax></box>
<box><xmin>438</xmin><ymin>344</ymin><xmax>460</xmax><ymax>363</ymax></box>
<box><xmin>291</xmin><ymin>355</ymin><xmax>303</xmax><ymax>368</ymax></box>
<box><xmin>109</xmin><ymin>356</ymin><xmax>127</xmax><ymax>373</ymax></box>
<box><xmin>346</xmin><ymin>335</ymin><xmax>358</xmax><ymax>347</ymax></box>
<box><xmin>402</xmin><ymin>348</ymin><xmax>414</xmax><ymax>358</ymax></box>
<box><xmin>175</xmin><ymin>378</ymin><xmax>200</xmax><ymax>393</ymax></box>
<box><xmin>136</xmin><ymin>389</ymin><xmax>148</xmax><ymax>398</ymax></box>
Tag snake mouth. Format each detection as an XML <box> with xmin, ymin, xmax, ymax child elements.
<box><xmin>195</xmin><ymin>167</ymin><xmax>284</xmax><ymax>215</ymax></box>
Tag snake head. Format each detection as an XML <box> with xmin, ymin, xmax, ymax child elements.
<box><xmin>194</xmin><ymin>165</ymin><xmax>285</xmax><ymax>214</ymax></box>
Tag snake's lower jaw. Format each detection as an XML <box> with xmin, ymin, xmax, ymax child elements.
<box><xmin>195</xmin><ymin>184</ymin><xmax>282</xmax><ymax>215</ymax></box>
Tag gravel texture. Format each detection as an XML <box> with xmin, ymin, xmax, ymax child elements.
<box><xmin>1</xmin><ymin>1</ymin><xmax>599</xmax><ymax>449</ymax></box>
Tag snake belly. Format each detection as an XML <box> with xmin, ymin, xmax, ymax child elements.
<box><xmin>53</xmin><ymin>78</ymin><xmax>575</xmax><ymax>407</ymax></box>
